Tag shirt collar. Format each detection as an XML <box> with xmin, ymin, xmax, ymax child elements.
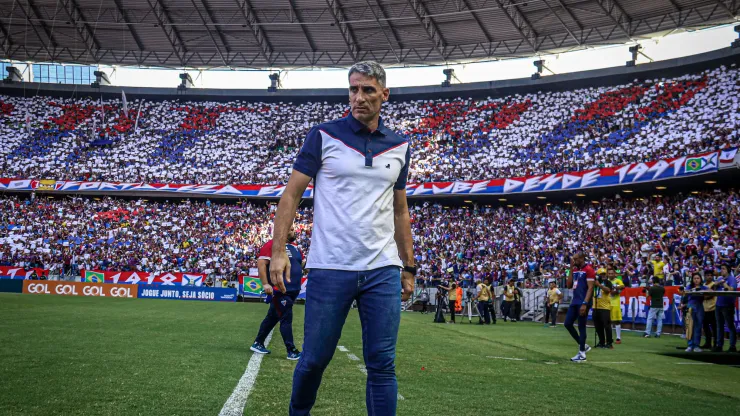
<box><xmin>347</xmin><ymin>112</ymin><xmax>387</xmax><ymax>136</ymax></box>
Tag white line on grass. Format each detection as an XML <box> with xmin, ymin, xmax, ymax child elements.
<box><xmin>589</xmin><ymin>362</ymin><xmax>634</xmax><ymax>364</ymax></box>
<box><xmin>676</xmin><ymin>362</ymin><xmax>714</xmax><ymax>365</ymax></box>
<box><xmin>218</xmin><ymin>329</ymin><xmax>274</xmax><ymax>416</ymax></box>
<box><xmin>486</xmin><ymin>356</ymin><xmax>526</xmax><ymax>361</ymax></box>
<box><xmin>338</xmin><ymin>346</ymin><xmax>405</xmax><ymax>401</ymax></box>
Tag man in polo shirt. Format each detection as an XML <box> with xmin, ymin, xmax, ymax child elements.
<box><xmin>268</xmin><ymin>61</ymin><xmax>415</xmax><ymax>416</ymax></box>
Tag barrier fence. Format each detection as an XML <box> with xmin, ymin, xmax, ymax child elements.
<box><xmin>16</xmin><ymin>280</ymin><xmax>237</xmax><ymax>302</ymax></box>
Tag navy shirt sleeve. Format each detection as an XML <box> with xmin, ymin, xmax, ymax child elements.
<box><xmin>394</xmin><ymin>145</ymin><xmax>411</xmax><ymax>190</ymax></box>
<box><xmin>293</xmin><ymin>127</ymin><xmax>323</xmax><ymax>178</ymax></box>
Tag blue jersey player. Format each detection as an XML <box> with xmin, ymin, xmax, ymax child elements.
<box><xmin>251</xmin><ymin>227</ymin><xmax>305</xmax><ymax>360</ymax></box>
<box><xmin>565</xmin><ymin>252</ymin><xmax>595</xmax><ymax>362</ymax></box>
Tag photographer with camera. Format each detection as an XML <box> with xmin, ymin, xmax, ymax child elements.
<box><xmin>593</xmin><ymin>268</ymin><xmax>614</xmax><ymax>348</ymax></box>
<box><xmin>475</xmin><ymin>278</ymin><xmax>494</xmax><ymax>325</ymax></box>
<box><xmin>644</xmin><ymin>277</ymin><xmax>666</xmax><ymax>338</ymax></box>
<box><xmin>439</xmin><ymin>279</ymin><xmax>458</xmax><ymax>324</ymax></box>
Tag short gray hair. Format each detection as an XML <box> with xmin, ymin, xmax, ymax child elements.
<box><xmin>348</xmin><ymin>61</ymin><xmax>386</xmax><ymax>87</ymax></box>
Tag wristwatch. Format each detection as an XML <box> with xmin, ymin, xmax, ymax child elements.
<box><xmin>403</xmin><ymin>265</ymin><xmax>418</xmax><ymax>276</ymax></box>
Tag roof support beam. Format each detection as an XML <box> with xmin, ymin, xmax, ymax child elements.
<box><xmin>593</xmin><ymin>0</ymin><xmax>634</xmax><ymax>39</ymax></box>
<box><xmin>59</xmin><ymin>0</ymin><xmax>102</xmax><ymax>63</ymax></box>
<box><xmin>112</xmin><ymin>0</ymin><xmax>146</xmax><ymax>56</ymax></box>
<box><xmin>17</xmin><ymin>1</ymin><xmax>58</xmax><ymax>61</ymax></box>
<box><xmin>461</xmin><ymin>0</ymin><xmax>494</xmax><ymax>44</ymax></box>
<box><xmin>553</xmin><ymin>0</ymin><xmax>583</xmax><ymax>31</ymax></box>
<box><xmin>0</xmin><ymin>18</ymin><xmax>11</xmax><ymax>58</ymax></box>
<box><xmin>365</xmin><ymin>0</ymin><xmax>400</xmax><ymax>63</ymax></box>
<box><xmin>325</xmin><ymin>0</ymin><xmax>360</xmax><ymax>62</ymax></box>
<box><xmin>665</xmin><ymin>0</ymin><xmax>682</xmax><ymax>12</ymax></box>
<box><xmin>369</xmin><ymin>0</ymin><xmax>404</xmax><ymax>50</ymax></box>
<box><xmin>287</xmin><ymin>0</ymin><xmax>317</xmax><ymax>52</ymax></box>
<box><xmin>200</xmin><ymin>0</ymin><xmax>230</xmax><ymax>53</ymax></box>
<box><xmin>494</xmin><ymin>0</ymin><xmax>539</xmax><ymax>52</ymax></box>
<box><xmin>712</xmin><ymin>0</ymin><xmax>736</xmax><ymax>18</ymax></box>
<box><xmin>234</xmin><ymin>0</ymin><xmax>274</xmax><ymax>66</ymax></box>
<box><xmin>542</xmin><ymin>0</ymin><xmax>581</xmax><ymax>46</ymax></box>
<box><xmin>28</xmin><ymin>0</ymin><xmax>59</xmax><ymax>49</ymax></box>
<box><xmin>147</xmin><ymin>0</ymin><xmax>188</xmax><ymax>67</ymax></box>
<box><xmin>406</xmin><ymin>0</ymin><xmax>448</xmax><ymax>60</ymax></box>
<box><xmin>190</xmin><ymin>0</ymin><xmax>229</xmax><ymax>66</ymax></box>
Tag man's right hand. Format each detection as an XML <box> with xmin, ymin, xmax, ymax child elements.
<box><xmin>263</xmin><ymin>285</ymin><xmax>274</xmax><ymax>296</ymax></box>
<box><xmin>269</xmin><ymin>250</ymin><xmax>291</xmax><ymax>293</ymax></box>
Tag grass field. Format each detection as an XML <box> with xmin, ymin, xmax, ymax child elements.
<box><xmin>1</xmin><ymin>293</ymin><xmax>739</xmax><ymax>416</ymax></box>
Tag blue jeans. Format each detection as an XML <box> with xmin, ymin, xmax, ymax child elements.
<box><xmin>689</xmin><ymin>305</ymin><xmax>704</xmax><ymax>348</ymax></box>
<box><xmin>290</xmin><ymin>266</ymin><xmax>401</xmax><ymax>416</ymax></box>
<box><xmin>645</xmin><ymin>308</ymin><xmax>665</xmax><ymax>336</ymax></box>
<box><xmin>716</xmin><ymin>306</ymin><xmax>737</xmax><ymax>349</ymax></box>
<box><xmin>564</xmin><ymin>303</ymin><xmax>589</xmax><ymax>352</ymax></box>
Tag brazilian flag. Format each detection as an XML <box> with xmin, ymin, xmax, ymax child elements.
<box><xmin>242</xmin><ymin>277</ymin><xmax>263</xmax><ymax>296</ymax></box>
<box><xmin>83</xmin><ymin>271</ymin><xmax>105</xmax><ymax>283</ymax></box>
<box><xmin>685</xmin><ymin>155</ymin><xmax>716</xmax><ymax>173</ymax></box>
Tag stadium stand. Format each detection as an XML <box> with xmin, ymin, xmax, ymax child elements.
<box><xmin>1</xmin><ymin>65</ymin><xmax>737</xmax><ymax>185</ymax></box>
<box><xmin>1</xmin><ymin>191</ymin><xmax>738</xmax><ymax>287</ymax></box>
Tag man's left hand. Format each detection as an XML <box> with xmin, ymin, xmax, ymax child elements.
<box><xmin>579</xmin><ymin>304</ymin><xmax>588</xmax><ymax>316</ymax></box>
<box><xmin>401</xmin><ymin>271</ymin><xmax>414</xmax><ymax>301</ymax></box>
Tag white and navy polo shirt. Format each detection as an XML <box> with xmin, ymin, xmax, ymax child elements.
<box><xmin>293</xmin><ymin>113</ymin><xmax>410</xmax><ymax>271</ymax></box>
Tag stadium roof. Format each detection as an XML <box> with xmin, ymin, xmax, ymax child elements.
<box><xmin>0</xmin><ymin>0</ymin><xmax>737</xmax><ymax>69</ymax></box>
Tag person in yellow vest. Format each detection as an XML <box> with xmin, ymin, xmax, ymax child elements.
<box><xmin>545</xmin><ymin>280</ymin><xmax>563</xmax><ymax>327</ymax></box>
<box><xmin>593</xmin><ymin>268</ymin><xmax>614</xmax><ymax>348</ymax></box>
<box><xmin>608</xmin><ymin>267</ymin><xmax>625</xmax><ymax>344</ymax></box>
<box><xmin>502</xmin><ymin>279</ymin><xmax>516</xmax><ymax>322</ymax></box>
<box><xmin>439</xmin><ymin>280</ymin><xmax>458</xmax><ymax>324</ymax></box>
<box><xmin>475</xmin><ymin>279</ymin><xmax>493</xmax><ymax>325</ymax></box>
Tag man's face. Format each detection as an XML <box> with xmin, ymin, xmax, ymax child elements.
<box><xmin>607</xmin><ymin>269</ymin><xmax>616</xmax><ymax>279</ymax></box>
<box><xmin>349</xmin><ymin>72</ymin><xmax>389</xmax><ymax>126</ymax></box>
<box><xmin>574</xmin><ymin>254</ymin><xmax>585</xmax><ymax>267</ymax></box>
<box><xmin>288</xmin><ymin>227</ymin><xmax>296</xmax><ymax>242</ymax></box>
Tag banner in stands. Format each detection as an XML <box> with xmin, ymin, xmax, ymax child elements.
<box><xmin>238</xmin><ymin>274</ymin><xmax>308</xmax><ymax>299</ymax></box>
<box><xmin>137</xmin><ymin>285</ymin><xmax>237</xmax><ymax>302</ymax></box>
<box><xmin>407</xmin><ymin>150</ymin><xmax>725</xmax><ymax>196</ymax></box>
<box><xmin>239</xmin><ymin>274</ymin><xmax>263</xmax><ymax>297</ymax></box>
<box><xmin>22</xmin><ymin>280</ymin><xmax>138</xmax><ymax>298</ymax></box>
<box><xmin>619</xmin><ymin>286</ymin><xmax>740</xmax><ymax>331</ymax></box>
<box><xmin>81</xmin><ymin>270</ymin><xmax>204</xmax><ymax>286</ymax></box>
<box><xmin>0</xmin><ymin>148</ymin><xmax>733</xmax><ymax>198</ymax></box>
<box><xmin>0</xmin><ymin>266</ymin><xmax>49</xmax><ymax>279</ymax></box>
<box><xmin>616</xmin><ymin>287</ymin><xmax>683</xmax><ymax>325</ymax></box>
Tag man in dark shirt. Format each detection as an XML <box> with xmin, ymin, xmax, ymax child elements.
<box><xmin>565</xmin><ymin>252</ymin><xmax>595</xmax><ymax>362</ymax></box>
<box><xmin>644</xmin><ymin>278</ymin><xmax>666</xmax><ymax>338</ymax></box>
<box><xmin>250</xmin><ymin>227</ymin><xmax>305</xmax><ymax>360</ymax></box>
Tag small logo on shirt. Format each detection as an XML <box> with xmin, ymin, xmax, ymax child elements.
<box><xmin>385</xmin><ymin>164</ymin><xmax>391</xmax><ymax>169</ymax></box>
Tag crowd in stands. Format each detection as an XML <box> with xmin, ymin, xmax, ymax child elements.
<box><xmin>411</xmin><ymin>190</ymin><xmax>740</xmax><ymax>289</ymax></box>
<box><xmin>2</xmin><ymin>191</ymin><xmax>738</xmax><ymax>288</ymax></box>
<box><xmin>0</xmin><ymin>65</ymin><xmax>737</xmax><ymax>185</ymax></box>
<box><xmin>0</xmin><ymin>195</ymin><xmax>311</xmax><ymax>281</ymax></box>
